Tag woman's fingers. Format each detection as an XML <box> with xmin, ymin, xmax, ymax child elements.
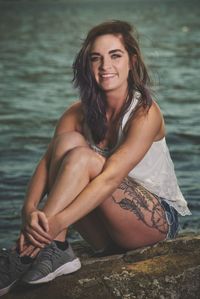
<box><xmin>21</xmin><ymin>210</ymin><xmax>54</xmax><ymax>250</ymax></box>
<box><xmin>25</xmin><ymin>232</ymin><xmax>46</xmax><ymax>249</ymax></box>
<box><xmin>28</xmin><ymin>215</ymin><xmax>52</xmax><ymax>240</ymax></box>
<box><xmin>20</xmin><ymin>244</ymin><xmax>43</xmax><ymax>258</ymax></box>
<box><xmin>31</xmin><ymin>223</ymin><xmax>52</xmax><ymax>240</ymax></box>
<box><xmin>20</xmin><ymin>244</ymin><xmax>35</xmax><ymax>257</ymax></box>
<box><xmin>21</xmin><ymin>246</ymin><xmax>41</xmax><ymax>258</ymax></box>
<box><xmin>19</xmin><ymin>233</ymin><xmax>25</xmax><ymax>253</ymax></box>
<box><xmin>25</xmin><ymin>226</ymin><xmax>51</xmax><ymax>245</ymax></box>
<box><xmin>30</xmin><ymin>247</ymin><xmax>41</xmax><ymax>258</ymax></box>
<box><xmin>18</xmin><ymin>232</ymin><xmax>29</xmax><ymax>253</ymax></box>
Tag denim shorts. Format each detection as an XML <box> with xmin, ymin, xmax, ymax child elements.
<box><xmin>158</xmin><ymin>197</ymin><xmax>180</xmax><ymax>240</ymax></box>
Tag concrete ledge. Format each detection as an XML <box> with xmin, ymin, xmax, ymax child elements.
<box><xmin>4</xmin><ymin>233</ymin><xmax>200</xmax><ymax>299</ymax></box>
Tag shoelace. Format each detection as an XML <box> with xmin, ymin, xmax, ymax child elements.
<box><xmin>36</xmin><ymin>243</ymin><xmax>62</xmax><ymax>264</ymax></box>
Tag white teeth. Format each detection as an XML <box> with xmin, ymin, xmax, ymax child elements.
<box><xmin>100</xmin><ymin>74</ymin><xmax>115</xmax><ymax>78</ymax></box>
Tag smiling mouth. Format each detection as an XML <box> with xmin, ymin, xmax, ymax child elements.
<box><xmin>100</xmin><ymin>73</ymin><xmax>116</xmax><ymax>79</ymax></box>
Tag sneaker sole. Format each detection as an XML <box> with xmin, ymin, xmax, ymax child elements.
<box><xmin>0</xmin><ymin>280</ymin><xmax>17</xmax><ymax>296</ymax></box>
<box><xmin>25</xmin><ymin>258</ymin><xmax>81</xmax><ymax>284</ymax></box>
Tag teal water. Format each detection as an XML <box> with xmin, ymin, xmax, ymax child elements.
<box><xmin>0</xmin><ymin>0</ymin><xmax>200</xmax><ymax>247</ymax></box>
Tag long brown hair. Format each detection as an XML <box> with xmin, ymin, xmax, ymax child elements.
<box><xmin>73</xmin><ymin>20</ymin><xmax>152</xmax><ymax>144</ymax></box>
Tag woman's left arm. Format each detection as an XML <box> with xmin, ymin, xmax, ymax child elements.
<box><xmin>51</xmin><ymin>102</ymin><xmax>164</xmax><ymax>234</ymax></box>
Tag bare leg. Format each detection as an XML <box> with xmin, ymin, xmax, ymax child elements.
<box><xmin>42</xmin><ymin>132</ymin><xmax>89</xmax><ymax>242</ymax></box>
<box><xmin>42</xmin><ymin>133</ymin><xmax>108</xmax><ymax>245</ymax></box>
<box><xmin>96</xmin><ymin>177</ymin><xmax>169</xmax><ymax>249</ymax></box>
<box><xmin>73</xmin><ymin>210</ymin><xmax>113</xmax><ymax>251</ymax></box>
<box><xmin>42</xmin><ymin>133</ymin><xmax>168</xmax><ymax>250</ymax></box>
<box><xmin>74</xmin><ymin>178</ymin><xmax>169</xmax><ymax>252</ymax></box>
<box><xmin>43</xmin><ymin>147</ymin><xmax>105</xmax><ymax>216</ymax></box>
<box><xmin>48</xmin><ymin>132</ymin><xmax>88</xmax><ymax>187</ymax></box>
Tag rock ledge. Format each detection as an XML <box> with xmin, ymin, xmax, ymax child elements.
<box><xmin>4</xmin><ymin>233</ymin><xmax>200</xmax><ymax>299</ymax></box>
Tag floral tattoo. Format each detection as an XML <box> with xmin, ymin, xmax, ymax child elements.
<box><xmin>112</xmin><ymin>178</ymin><xmax>168</xmax><ymax>234</ymax></box>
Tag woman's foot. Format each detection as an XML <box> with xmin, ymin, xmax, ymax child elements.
<box><xmin>0</xmin><ymin>247</ymin><xmax>33</xmax><ymax>296</ymax></box>
<box><xmin>21</xmin><ymin>241</ymin><xmax>81</xmax><ymax>284</ymax></box>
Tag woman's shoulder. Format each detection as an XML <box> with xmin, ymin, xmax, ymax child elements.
<box><xmin>124</xmin><ymin>99</ymin><xmax>165</xmax><ymax>141</ymax></box>
<box><xmin>126</xmin><ymin>99</ymin><xmax>163</xmax><ymax>127</ymax></box>
<box><xmin>147</xmin><ymin>100</ymin><xmax>164</xmax><ymax>122</ymax></box>
<box><xmin>64</xmin><ymin>101</ymin><xmax>84</xmax><ymax>117</ymax></box>
<box><xmin>150</xmin><ymin>100</ymin><xmax>163</xmax><ymax>115</ymax></box>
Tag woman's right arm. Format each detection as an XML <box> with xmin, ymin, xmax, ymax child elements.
<box><xmin>20</xmin><ymin>145</ymin><xmax>53</xmax><ymax>249</ymax></box>
<box><xmin>19</xmin><ymin>101</ymin><xmax>84</xmax><ymax>249</ymax></box>
<box><xmin>22</xmin><ymin>147</ymin><xmax>50</xmax><ymax>217</ymax></box>
<box><xmin>22</xmin><ymin>101</ymin><xmax>83</xmax><ymax>214</ymax></box>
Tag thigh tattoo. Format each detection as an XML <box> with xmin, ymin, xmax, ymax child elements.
<box><xmin>112</xmin><ymin>178</ymin><xmax>167</xmax><ymax>234</ymax></box>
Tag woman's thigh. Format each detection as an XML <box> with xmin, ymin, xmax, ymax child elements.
<box><xmin>97</xmin><ymin>177</ymin><xmax>169</xmax><ymax>249</ymax></box>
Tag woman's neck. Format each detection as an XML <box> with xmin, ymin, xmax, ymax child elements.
<box><xmin>105</xmin><ymin>88</ymin><xmax>128</xmax><ymax>121</ymax></box>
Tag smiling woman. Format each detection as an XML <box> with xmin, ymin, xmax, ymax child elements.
<box><xmin>0</xmin><ymin>20</ymin><xmax>191</xmax><ymax>296</ymax></box>
<box><xmin>73</xmin><ymin>21</ymin><xmax>152</xmax><ymax>145</ymax></box>
<box><xmin>90</xmin><ymin>35</ymin><xmax>131</xmax><ymax>94</ymax></box>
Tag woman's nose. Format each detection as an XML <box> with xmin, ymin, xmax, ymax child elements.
<box><xmin>100</xmin><ymin>57</ymin><xmax>112</xmax><ymax>70</ymax></box>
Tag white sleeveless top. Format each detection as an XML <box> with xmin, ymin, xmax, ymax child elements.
<box><xmin>122</xmin><ymin>92</ymin><xmax>191</xmax><ymax>216</ymax></box>
<box><xmin>86</xmin><ymin>91</ymin><xmax>191</xmax><ymax>216</ymax></box>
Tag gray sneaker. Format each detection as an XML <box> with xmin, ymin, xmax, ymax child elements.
<box><xmin>22</xmin><ymin>241</ymin><xmax>81</xmax><ymax>284</ymax></box>
<box><xmin>0</xmin><ymin>248</ymin><xmax>33</xmax><ymax>297</ymax></box>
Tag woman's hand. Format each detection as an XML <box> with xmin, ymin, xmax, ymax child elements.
<box><xmin>18</xmin><ymin>231</ymin><xmax>29</xmax><ymax>253</ymax></box>
<box><xmin>18</xmin><ymin>233</ymin><xmax>40</xmax><ymax>257</ymax></box>
<box><xmin>19</xmin><ymin>214</ymin><xmax>62</xmax><ymax>257</ymax></box>
<box><xmin>17</xmin><ymin>231</ymin><xmax>39</xmax><ymax>257</ymax></box>
<box><xmin>21</xmin><ymin>210</ymin><xmax>52</xmax><ymax>248</ymax></box>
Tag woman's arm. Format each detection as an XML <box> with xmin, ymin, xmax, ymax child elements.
<box><xmin>22</xmin><ymin>101</ymin><xmax>83</xmax><ymax>212</ymax></box>
<box><xmin>19</xmin><ymin>143</ymin><xmax>54</xmax><ymax>249</ymax></box>
<box><xmin>52</xmin><ymin>101</ymin><xmax>165</xmax><ymax>232</ymax></box>
<box><xmin>20</xmin><ymin>101</ymin><xmax>83</xmax><ymax>248</ymax></box>
<box><xmin>22</xmin><ymin>150</ymin><xmax>49</xmax><ymax>215</ymax></box>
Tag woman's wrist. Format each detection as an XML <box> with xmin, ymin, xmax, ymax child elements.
<box><xmin>21</xmin><ymin>204</ymin><xmax>37</xmax><ymax>218</ymax></box>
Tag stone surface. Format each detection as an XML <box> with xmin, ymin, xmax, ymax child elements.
<box><xmin>3</xmin><ymin>233</ymin><xmax>200</xmax><ymax>299</ymax></box>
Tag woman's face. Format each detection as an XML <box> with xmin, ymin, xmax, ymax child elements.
<box><xmin>90</xmin><ymin>34</ymin><xmax>131</xmax><ymax>94</ymax></box>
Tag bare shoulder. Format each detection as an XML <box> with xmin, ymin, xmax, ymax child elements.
<box><xmin>150</xmin><ymin>100</ymin><xmax>164</xmax><ymax>118</ymax></box>
<box><xmin>147</xmin><ymin>100</ymin><xmax>164</xmax><ymax>125</ymax></box>
<box><xmin>125</xmin><ymin>100</ymin><xmax>162</xmax><ymax>127</ymax></box>
<box><xmin>54</xmin><ymin>101</ymin><xmax>85</xmax><ymax>136</ymax></box>
<box><xmin>125</xmin><ymin>100</ymin><xmax>165</xmax><ymax>141</ymax></box>
<box><xmin>135</xmin><ymin>100</ymin><xmax>163</xmax><ymax>120</ymax></box>
<box><xmin>62</xmin><ymin>101</ymin><xmax>83</xmax><ymax>118</ymax></box>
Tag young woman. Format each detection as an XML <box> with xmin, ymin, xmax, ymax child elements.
<box><xmin>0</xmin><ymin>20</ymin><xmax>191</xmax><ymax>296</ymax></box>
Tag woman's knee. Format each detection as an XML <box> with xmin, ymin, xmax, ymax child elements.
<box><xmin>51</xmin><ymin>132</ymin><xmax>88</xmax><ymax>158</ymax></box>
<box><xmin>61</xmin><ymin>146</ymin><xmax>105</xmax><ymax>177</ymax></box>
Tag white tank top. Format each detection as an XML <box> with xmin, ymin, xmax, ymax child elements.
<box><xmin>86</xmin><ymin>91</ymin><xmax>191</xmax><ymax>216</ymax></box>
<box><xmin>121</xmin><ymin>92</ymin><xmax>191</xmax><ymax>216</ymax></box>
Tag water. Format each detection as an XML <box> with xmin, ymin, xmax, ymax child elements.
<box><xmin>0</xmin><ymin>0</ymin><xmax>200</xmax><ymax>247</ymax></box>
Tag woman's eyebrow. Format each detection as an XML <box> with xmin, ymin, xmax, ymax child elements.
<box><xmin>109</xmin><ymin>49</ymin><xmax>124</xmax><ymax>54</ymax></box>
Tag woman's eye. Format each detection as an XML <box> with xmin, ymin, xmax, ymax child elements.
<box><xmin>90</xmin><ymin>56</ymin><xmax>100</xmax><ymax>62</ymax></box>
<box><xmin>111</xmin><ymin>54</ymin><xmax>121</xmax><ymax>59</ymax></box>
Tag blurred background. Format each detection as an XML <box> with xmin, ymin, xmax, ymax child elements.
<box><xmin>0</xmin><ymin>0</ymin><xmax>199</xmax><ymax>247</ymax></box>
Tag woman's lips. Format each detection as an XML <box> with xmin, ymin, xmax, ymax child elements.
<box><xmin>100</xmin><ymin>73</ymin><xmax>116</xmax><ymax>79</ymax></box>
